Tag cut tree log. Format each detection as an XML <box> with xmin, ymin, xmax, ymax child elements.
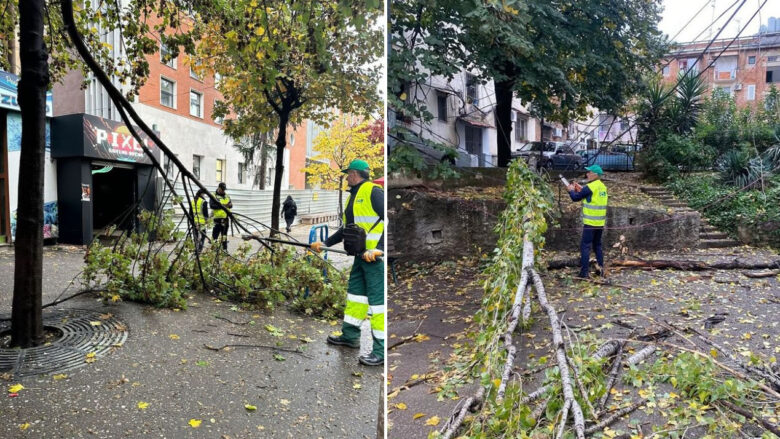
<box><xmin>742</xmin><ymin>269</ymin><xmax>780</xmax><ymax>278</ymax></box>
<box><xmin>548</xmin><ymin>257</ymin><xmax>780</xmax><ymax>271</ymax></box>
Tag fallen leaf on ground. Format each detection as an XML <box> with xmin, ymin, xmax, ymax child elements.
<box><xmin>413</xmin><ymin>413</ymin><xmax>425</xmax><ymax>420</ymax></box>
<box><xmin>273</xmin><ymin>354</ymin><xmax>286</xmax><ymax>361</ymax></box>
<box><xmin>245</xmin><ymin>404</ymin><xmax>257</xmax><ymax>411</ymax></box>
<box><xmin>280</xmin><ymin>399</ymin><xmax>290</xmax><ymax>406</ymax></box>
<box><xmin>8</xmin><ymin>384</ymin><xmax>23</xmax><ymax>393</ymax></box>
<box><xmin>425</xmin><ymin>416</ymin><xmax>440</xmax><ymax>426</ymax></box>
<box><xmin>19</xmin><ymin>423</ymin><xmax>30</xmax><ymax>431</ymax></box>
<box><xmin>169</xmin><ymin>334</ymin><xmax>180</xmax><ymax>340</ymax></box>
<box><xmin>188</xmin><ymin>419</ymin><xmax>202</xmax><ymax>428</ymax></box>
<box><xmin>85</xmin><ymin>352</ymin><xmax>96</xmax><ymax>363</ymax></box>
<box><xmin>52</xmin><ymin>374</ymin><xmax>67</xmax><ymax>381</ymax></box>
<box><xmin>395</xmin><ymin>402</ymin><xmax>407</xmax><ymax>410</ymax></box>
<box><xmin>137</xmin><ymin>402</ymin><xmax>149</xmax><ymax>410</ymax></box>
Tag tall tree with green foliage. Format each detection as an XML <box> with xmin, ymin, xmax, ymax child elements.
<box><xmin>0</xmin><ymin>0</ymin><xmax>202</xmax><ymax>347</ymax></box>
<box><xmin>195</xmin><ymin>0</ymin><xmax>383</xmax><ymax>235</ymax></box>
<box><xmin>390</xmin><ymin>0</ymin><xmax>667</xmax><ymax>169</ymax></box>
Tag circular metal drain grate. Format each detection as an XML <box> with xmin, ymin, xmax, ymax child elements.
<box><xmin>0</xmin><ymin>308</ymin><xmax>128</xmax><ymax>377</ymax></box>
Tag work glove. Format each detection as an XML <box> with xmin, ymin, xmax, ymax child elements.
<box><xmin>362</xmin><ymin>249</ymin><xmax>383</xmax><ymax>263</ymax></box>
<box><xmin>311</xmin><ymin>242</ymin><xmax>324</xmax><ymax>253</ymax></box>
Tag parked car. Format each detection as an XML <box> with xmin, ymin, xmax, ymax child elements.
<box><xmin>512</xmin><ymin>141</ymin><xmax>582</xmax><ymax>170</ymax></box>
<box><xmin>578</xmin><ymin>149</ymin><xmax>635</xmax><ymax>171</ymax></box>
<box><xmin>390</xmin><ymin>126</ymin><xmax>473</xmax><ymax>167</ymax></box>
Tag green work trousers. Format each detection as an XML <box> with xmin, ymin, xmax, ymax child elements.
<box><xmin>341</xmin><ymin>256</ymin><xmax>385</xmax><ymax>358</ymax></box>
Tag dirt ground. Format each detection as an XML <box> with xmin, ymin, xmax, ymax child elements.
<box><xmin>387</xmin><ymin>246</ymin><xmax>780</xmax><ymax>438</ymax></box>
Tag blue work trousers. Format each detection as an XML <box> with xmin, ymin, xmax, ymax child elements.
<box><xmin>580</xmin><ymin>225</ymin><xmax>604</xmax><ymax>277</ymax></box>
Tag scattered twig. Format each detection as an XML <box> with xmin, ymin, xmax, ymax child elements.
<box><xmin>212</xmin><ymin>315</ymin><xmax>252</xmax><ymax>325</ymax></box>
<box><xmin>388</xmin><ymin>317</ymin><xmax>426</xmax><ymax>351</ymax></box>
<box><xmin>227</xmin><ymin>332</ymin><xmax>251</xmax><ymax>338</ymax></box>
<box><xmin>42</xmin><ymin>288</ymin><xmax>103</xmax><ymax>309</ymax></box>
<box><xmin>741</xmin><ymin>269</ymin><xmax>780</xmax><ymax>278</ymax></box>
<box><xmin>597</xmin><ymin>341</ymin><xmax>626</xmax><ymax>415</ymax></box>
<box><xmin>203</xmin><ymin>343</ymin><xmax>312</xmax><ymax>358</ymax></box>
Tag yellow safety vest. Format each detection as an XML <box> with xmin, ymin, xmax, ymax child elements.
<box><xmin>213</xmin><ymin>194</ymin><xmax>231</xmax><ymax>219</ymax></box>
<box><xmin>343</xmin><ymin>182</ymin><xmax>383</xmax><ymax>250</ymax></box>
<box><xmin>191</xmin><ymin>198</ymin><xmax>205</xmax><ymax>225</ymax></box>
<box><xmin>582</xmin><ymin>179</ymin><xmax>608</xmax><ymax>227</ymax></box>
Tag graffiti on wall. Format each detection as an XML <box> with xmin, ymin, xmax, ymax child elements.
<box><xmin>11</xmin><ymin>201</ymin><xmax>59</xmax><ymax>240</ymax></box>
<box><xmin>7</xmin><ymin>112</ymin><xmax>51</xmax><ymax>152</ymax></box>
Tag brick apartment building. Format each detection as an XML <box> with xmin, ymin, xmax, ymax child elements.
<box><xmin>662</xmin><ymin>30</ymin><xmax>780</xmax><ymax>106</ymax></box>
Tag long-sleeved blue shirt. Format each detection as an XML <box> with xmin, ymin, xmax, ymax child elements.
<box><xmin>568</xmin><ymin>184</ymin><xmax>593</xmax><ymax>203</ymax></box>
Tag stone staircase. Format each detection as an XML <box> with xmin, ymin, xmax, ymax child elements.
<box><xmin>640</xmin><ymin>186</ymin><xmax>740</xmax><ymax>249</ymax></box>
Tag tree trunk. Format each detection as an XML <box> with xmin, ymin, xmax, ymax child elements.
<box><xmin>12</xmin><ymin>0</ymin><xmax>48</xmax><ymax>348</ymax></box>
<box><xmin>494</xmin><ymin>79</ymin><xmax>515</xmax><ymax>167</ymax></box>
<box><xmin>271</xmin><ymin>113</ymin><xmax>289</xmax><ymax>236</ymax></box>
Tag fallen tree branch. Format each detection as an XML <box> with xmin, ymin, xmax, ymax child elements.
<box><xmin>203</xmin><ymin>343</ymin><xmax>312</xmax><ymax>358</ymax></box>
<box><xmin>548</xmin><ymin>257</ymin><xmax>780</xmax><ymax>271</ymax></box>
<box><xmin>597</xmin><ymin>341</ymin><xmax>626</xmax><ymax>415</ymax></box>
<box><xmin>42</xmin><ymin>288</ymin><xmax>103</xmax><ymax>309</ymax></box>
<box><xmin>742</xmin><ymin>269</ymin><xmax>780</xmax><ymax>278</ymax></box>
<box><xmin>717</xmin><ymin>400</ymin><xmax>780</xmax><ymax>437</ymax></box>
<box><xmin>585</xmin><ymin>399</ymin><xmax>647</xmax><ymax>435</ymax></box>
<box><xmin>212</xmin><ymin>315</ymin><xmax>252</xmax><ymax>325</ymax></box>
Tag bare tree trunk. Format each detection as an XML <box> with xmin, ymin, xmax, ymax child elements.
<box><xmin>494</xmin><ymin>79</ymin><xmax>515</xmax><ymax>168</ymax></box>
<box><xmin>271</xmin><ymin>113</ymin><xmax>289</xmax><ymax>236</ymax></box>
<box><xmin>12</xmin><ymin>0</ymin><xmax>47</xmax><ymax>348</ymax></box>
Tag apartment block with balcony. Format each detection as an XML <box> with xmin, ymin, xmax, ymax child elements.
<box><xmin>662</xmin><ymin>28</ymin><xmax>780</xmax><ymax>107</ymax></box>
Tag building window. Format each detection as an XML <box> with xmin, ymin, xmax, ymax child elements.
<box><xmin>238</xmin><ymin>162</ymin><xmax>245</xmax><ymax>184</ymax></box>
<box><xmin>767</xmin><ymin>68</ymin><xmax>780</xmax><ymax>83</ymax></box>
<box><xmin>216</xmin><ymin>159</ymin><xmax>224</xmax><ymax>183</ymax></box>
<box><xmin>747</xmin><ymin>84</ymin><xmax>756</xmax><ymax>101</ymax></box>
<box><xmin>160</xmin><ymin>42</ymin><xmax>176</xmax><ymax>68</ymax></box>
<box><xmin>190</xmin><ymin>90</ymin><xmax>203</xmax><ymax>118</ymax></box>
<box><xmin>437</xmin><ymin>93</ymin><xmax>447</xmax><ymax>122</ymax></box>
<box><xmin>748</xmin><ymin>55</ymin><xmax>756</xmax><ymax>65</ymax></box>
<box><xmin>466</xmin><ymin>74</ymin><xmax>478</xmax><ymax>106</ymax></box>
<box><xmin>515</xmin><ymin>113</ymin><xmax>527</xmax><ymax>142</ymax></box>
<box><xmin>662</xmin><ymin>65</ymin><xmax>670</xmax><ymax>76</ymax></box>
<box><xmin>213</xmin><ymin>99</ymin><xmax>224</xmax><ymax>124</ymax></box>
<box><xmin>190</xmin><ymin>66</ymin><xmax>202</xmax><ymax>81</ymax></box>
<box><xmin>464</xmin><ymin>125</ymin><xmax>482</xmax><ymax>155</ymax></box>
<box><xmin>192</xmin><ymin>155</ymin><xmax>202</xmax><ymax>179</ymax></box>
<box><xmin>160</xmin><ymin>77</ymin><xmax>175</xmax><ymax>108</ymax></box>
<box><xmin>768</xmin><ymin>56</ymin><xmax>779</xmax><ymax>62</ymax></box>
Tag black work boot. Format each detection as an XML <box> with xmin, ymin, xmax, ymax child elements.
<box><xmin>326</xmin><ymin>335</ymin><xmax>360</xmax><ymax>349</ymax></box>
<box><xmin>358</xmin><ymin>353</ymin><xmax>384</xmax><ymax>366</ymax></box>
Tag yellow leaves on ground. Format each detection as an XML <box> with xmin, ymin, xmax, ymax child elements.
<box><xmin>412</xmin><ymin>334</ymin><xmax>430</xmax><ymax>342</ymax></box>
<box><xmin>188</xmin><ymin>419</ymin><xmax>202</xmax><ymax>428</ymax></box>
<box><xmin>710</xmin><ymin>348</ymin><xmax>718</xmax><ymax>358</ymax></box>
<box><xmin>352</xmin><ymin>383</ymin><xmax>362</xmax><ymax>389</ymax></box>
<box><xmin>413</xmin><ymin>413</ymin><xmax>426</xmax><ymax>420</ymax></box>
<box><xmin>245</xmin><ymin>404</ymin><xmax>257</xmax><ymax>411</ymax></box>
<box><xmin>53</xmin><ymin>374</ymin><xmax>67</xmax><ymax>381</ymax></box>
<box><xmin>89</xmin><ymin>321</ymin><xmax>102</xmax><ymax>326</ymax></box>
<box><xmin>279</xmin><ymin>399</ymin><xmax>290</xmax><ymax>406</ymax></box>
<box><xmin>394</xmin><ymin>402</ymin><xmax>407</xmax><ymax>410</ymax></box>
<box><xmin>425</xmin><ymin>416</ymin><xmax>440</xmax><ymax>426</ymax></box>
<box><xmin>85</xmin><ymin>352</ymin><xmax>97</xmax><ymax>363</ymax></box>
<box><xmin>169</xmin><ymin>334</ymin><xmax>180</xmax><ymax>340</ymax></box>
<box><xmin>19</xmin><ymin>423</ymin><xmax>30</xmax><ymax>431</ymax></box>
<box><xmin>137</xmin><ymin>402</ymin><xmax>149</xmax><ymax>410</ymax></box>
<box><xmin>8</xmin><ymin>384</ymin><xmax>24</xmax><ymax>393</ymax></box>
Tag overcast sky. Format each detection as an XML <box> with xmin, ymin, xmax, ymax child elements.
<box><xmin>659</xmin><ymin>0</ymin><xmax>780</xmax><ymax>42</ymax></box>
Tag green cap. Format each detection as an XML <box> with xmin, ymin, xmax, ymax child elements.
<box><xmin>342</xmin><ymin>159</ymin><xmax>370</xmax><ymax>174</ymax></box>
<box><xmin>585</xmin><ymin>164</ymin><xmax>603</xmax><ymax>175</ymax></box>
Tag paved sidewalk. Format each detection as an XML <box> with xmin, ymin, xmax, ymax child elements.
<box><xmin>0</xmin><ymin>238</ymin><xmax>381</xmax><ymax>438</ymax></box>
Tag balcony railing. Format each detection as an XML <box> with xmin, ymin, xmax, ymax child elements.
<box><xmin>714</xmin><ymin>69</ymin><xmax>737</xmax><ymax>81</ymax></box>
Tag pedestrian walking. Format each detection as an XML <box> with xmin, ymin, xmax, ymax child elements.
<box><xmin>310</xmin><ymin>159</ymin><xmax>384</xmax><ymax>366</ymax></box>
<box><xmin>567</xmin><ymin>165</ymin><xmax>608</xmax><ymax>278</ymax></box>
<box><xmin>210</xmin><ymin>182</ymin><xmax>233</xmax><ymax>251</ymax></box>
<box><xmin>281</xmin><ymin>195</ymin><xmax>297</xmax><ymax>233</ymax></box>
<box><xmin>189</xmin><ymin>189</ymin><xmax>209</xmax><ymax>253</ymax></box>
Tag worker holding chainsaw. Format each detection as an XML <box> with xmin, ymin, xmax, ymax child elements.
<box><xmin>566</xmin><ymin>165</ymin><xmax>608</xmax><ymax>279</ymax></box>
<box><xmin>311</xmin><ymin>159</ymin><xmax>384</xmax><ymax>366</ymax></box>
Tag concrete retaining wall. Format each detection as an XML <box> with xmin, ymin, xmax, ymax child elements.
<box><xmin>389</xmin><ymin>188</ymin><xmax>700</xmax><ymax>261</ymax></box>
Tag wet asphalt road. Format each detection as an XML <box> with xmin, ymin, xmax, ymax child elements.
<box><xmin>0</xmin><ymin>225</ymin><xmax>381</xmax><ymax>439</ymax></box>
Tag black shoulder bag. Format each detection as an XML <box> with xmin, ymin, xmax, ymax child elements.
<box><xmin>342</xmin><ymin>193</ymin><xmax>382</xmax><ymax>256</ymax></box>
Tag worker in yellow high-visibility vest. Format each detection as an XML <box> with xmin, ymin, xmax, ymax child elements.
<box><xmin>311</xmin><ymin>159</ymin><xmax>384</xmax><ymax>366</ymax></box>
<box><xmin>568</xmin><ymin>165</ymin><xmax>608</xmax><ymax>278</ymax></box>
<box><xmin>189</xmin><ymin>189</ymin><xmax>209</xmax><ymax>254</ymax></box>
<box><xmin>210</xmin><ymin>182</ymin><xmax>232</xmax><ymax>251</ymax></box>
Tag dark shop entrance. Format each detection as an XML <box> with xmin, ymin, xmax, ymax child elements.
<box><xmin>91</xmin><ymin>162</ymin><xmax>137</xmax><ymax>234</ymax></box>
<box><xmin>51</xmin><ymin>113</ymin><xmax>159</xmax><ymax>245</ymax></box>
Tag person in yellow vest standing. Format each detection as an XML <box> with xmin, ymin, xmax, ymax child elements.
<box><xmin>568</xmin><ymin>165</ymin><xmax>608</xmax><ymax>279</ymax></box>
<box><xmin>189</xmin><ymin>189</ymin><xmax>209</xmax><ymax>254</ymax></box>
<box><xmin>210</xmin><ymin>182</ymin><xmax>233</xmax><ymax>251</ymax></box>
<box><xmin>311</xmin><ymin>159</ymin><xmax>384</xmax><ymax>366</ymax></box>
